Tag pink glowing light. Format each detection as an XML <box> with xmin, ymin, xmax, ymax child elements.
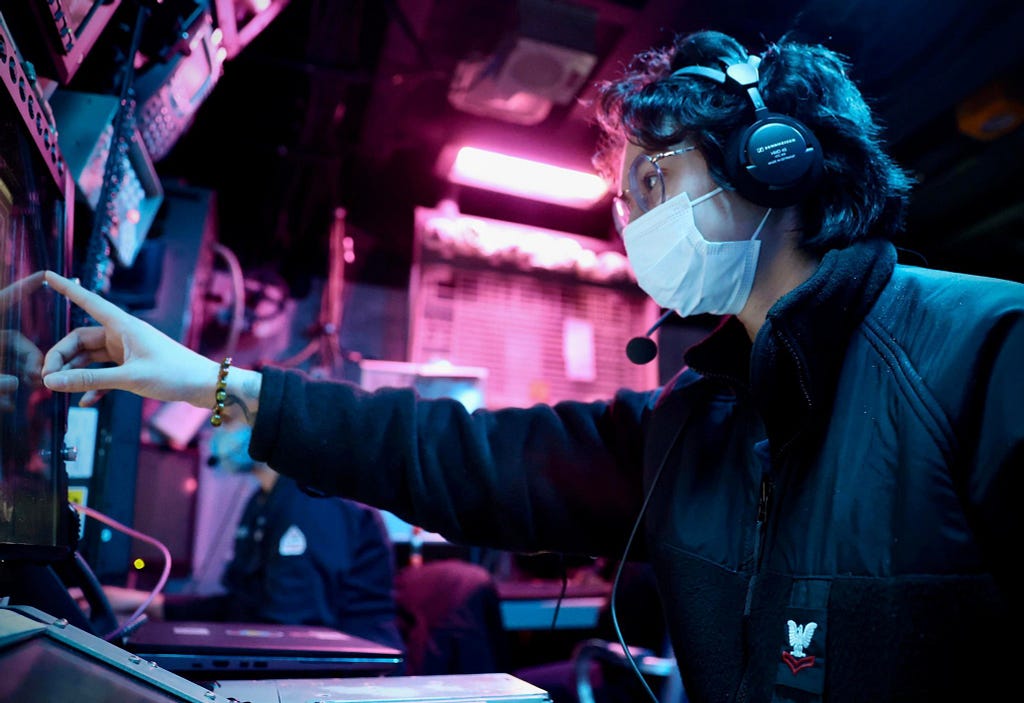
<box><xmin>448</xmin><ymin>146</ymin><xmax>608</xmax><ymax>208</ymax></box>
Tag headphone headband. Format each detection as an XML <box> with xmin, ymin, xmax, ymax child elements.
<box><xmin>666</xmin><ymin>54</ymin><xmax>823</xmax><ymax>207</ymax></box>
<box><xmin>672</xmin><ymin>55</ymin><xmax>768</xmax><ymax>116</ymax></box>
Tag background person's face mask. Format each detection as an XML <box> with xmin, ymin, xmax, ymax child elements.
<box><xmin>208</xmin><ymin>423</ymin><xmax>256</xmax><ymax>474</ymax></box>
<box><xmin>622</xmin><ymin>187</ymin><xmax>771</xmax><ymax>317</ymax></box>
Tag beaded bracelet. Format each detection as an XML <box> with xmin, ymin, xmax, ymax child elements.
<box><xmin>210</xmin><ymin>356</ymin><xmax>232</xmax><ymax>427</ymax></box>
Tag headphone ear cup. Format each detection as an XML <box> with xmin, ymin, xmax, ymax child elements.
<box><xmin>724</xmin><ymin>113</ymin><xmax>823</xmax><ymax>208</ymax></box>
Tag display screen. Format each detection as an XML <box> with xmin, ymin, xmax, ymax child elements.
<box><xmin>0</xmin><ymin>77</ymin><xmax>73</xmax><ymax>561</ymax></box>
<box><xmin>0</xmin><ymin>632</ymin><xmax>201</xmax><ymax>703</ymax></box>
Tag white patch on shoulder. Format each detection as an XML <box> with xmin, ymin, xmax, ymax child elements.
<box><xmin>278</xmin><ymin>525</ymin><xmax>307</xmax><ymax>556</ymax></box>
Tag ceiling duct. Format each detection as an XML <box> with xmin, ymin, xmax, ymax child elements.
<box><xmin>448</xmin><ymin>0</ymin><xmax>598</xmax><ymax>125</ymax></box>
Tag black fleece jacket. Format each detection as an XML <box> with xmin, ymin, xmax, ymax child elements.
<box><xmin>251</xmin><ymin>239</ymin><xmax>1024</xmax><ymax>702</ymax></box>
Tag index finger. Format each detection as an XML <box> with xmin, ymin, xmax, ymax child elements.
<box><xmin>44</xmin><ymin>271</ymin><xmax>127</xmax><ymax>326</ymax></box>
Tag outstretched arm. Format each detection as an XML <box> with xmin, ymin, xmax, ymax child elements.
<box><xmin>41</xmin><ymin>271</ymin><xmax>263</xmax><ymax>425</ymax></box>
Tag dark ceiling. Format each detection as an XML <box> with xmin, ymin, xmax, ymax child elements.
<box><xmin>78</xmin><ymin>0</ymin><xmax>1024</xmax><ymax>294</ymax></box>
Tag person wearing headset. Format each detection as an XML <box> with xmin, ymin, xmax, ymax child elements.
<box><xmin>102</xmin><ymin>420</ymin><xmax>405</xmax><ymax>656</ymax></box>
<box><xmin>40</xmin><ymin>29</ymin><xmax>1022</xmax><ymax>703</ymax></box>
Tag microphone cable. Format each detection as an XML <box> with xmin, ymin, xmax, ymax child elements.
<box><xmin>604</xmin><ymin>415</ymin><xmax>690</xmax><ymax>703</ymax></box>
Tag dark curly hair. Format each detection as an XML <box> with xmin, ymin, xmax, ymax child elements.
<box><xmin>593</xmin><ymin>30</ymin><xmax>913</xmax><ymax>254</ymax></box>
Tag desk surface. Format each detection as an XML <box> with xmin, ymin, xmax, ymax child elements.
<box><xmin>497</xmin><ymin>579</ymin><xmax>610</xmax><ymax>631</ymax></box>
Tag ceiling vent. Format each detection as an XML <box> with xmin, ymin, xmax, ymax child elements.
<box><xmin>448</xmin><ymin>0</ymin><xmax>597</xmax><ymax>125</ymax></box>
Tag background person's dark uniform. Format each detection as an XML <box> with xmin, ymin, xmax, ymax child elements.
<box><xmin>163</xmin><ymin>475</ymin><xmax>404</xmax><ymax>653</ymax></box>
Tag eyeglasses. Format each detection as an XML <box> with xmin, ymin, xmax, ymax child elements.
<box><xmin>612</xmin><ymin>146</ymin><xmax>698</xmax><ymax>235</ymax></box>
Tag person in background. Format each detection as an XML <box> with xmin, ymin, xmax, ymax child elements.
<box><xmin>41</xmin><ymin>28</ymin><xmax>1023</xmax><ymax>702</ymax></box>
<box><xmin>104</xmin><ymin>420</ymin><xmax>404</xmax><ymax>655</ymax></box>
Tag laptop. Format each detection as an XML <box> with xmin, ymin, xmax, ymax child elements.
<box><xmin>123</xmin><ymin>619</ymin><xmax>404</xmax><ymax>678</ymax></box>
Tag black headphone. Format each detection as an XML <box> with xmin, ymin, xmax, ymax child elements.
<box><xmin>670</xmin><ymin>55</ymin><xmax>823</xmax><ymax>208</ymax></box>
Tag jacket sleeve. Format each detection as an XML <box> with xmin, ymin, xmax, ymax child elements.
<box><xmin>250</xmin><ymin>366</ymin><xmax>659</xmax><ymax>557</ymax></box>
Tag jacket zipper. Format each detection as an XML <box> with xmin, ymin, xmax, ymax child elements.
<box><xmin>736</xmin><ymin>458</ymin><xmax>775</xmax><ymax>703</ymax></box>
<box><xmin>745</xmin><ymin>328</ymin><xmax>806</xmax><ymax>614</ymax></box>
<box><xmin>744</xmin><ymin>471</ymin><xmax>774</xmax><ymax>616</ymax></box>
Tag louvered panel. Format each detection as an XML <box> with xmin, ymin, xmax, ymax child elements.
<box><xmin>410</xmin><ymin>261</ymin><xmax>657</xmax><ymax>409</ymax></box>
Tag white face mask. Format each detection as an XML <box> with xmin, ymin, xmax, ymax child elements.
<box><xmin>622</xmin><ymin>187</ymin><xmax>771</xmax><ymax>317</ymax></box>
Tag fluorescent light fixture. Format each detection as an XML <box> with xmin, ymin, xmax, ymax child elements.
<box><xmin>447</xmin><ymin>146</ymin><xmax>608</xmax><ymax>208</ymax></box>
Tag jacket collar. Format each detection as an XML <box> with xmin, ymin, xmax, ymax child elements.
<box><xmin>683</xmin><ymin>239</ymin><xmax>897</xmax><ymax>455</ymax></box>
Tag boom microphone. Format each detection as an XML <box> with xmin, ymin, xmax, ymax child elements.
<box><xmin>626</xmin><ymin>310</ymin><xmax>675</xmax><ymax>365</ymax></box>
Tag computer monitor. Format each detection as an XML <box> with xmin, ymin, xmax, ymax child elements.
<box><xmin>358</xmin><ymin>359</ymin><xmax>487</xmax><ymax>412</ymax></box>
<box><xmin>0</xmin><ymin>16</ymin><xmax>75</xmax><ymax>565</ymax></box>
<box><xmin>0</xmin><ymin>604</ymin><xmax>219</xmax><ymax>703</ymax></box>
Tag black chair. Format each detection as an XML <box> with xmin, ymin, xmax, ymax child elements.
<box><xmin>572</xmin><ymin>636</ymin><xmax>685</xmax><ymax>703</ymax></box>
<box><xmin>394</xmin><ymin>558</ymin><xmax>509</xmax><ymax>676</ymax></box>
